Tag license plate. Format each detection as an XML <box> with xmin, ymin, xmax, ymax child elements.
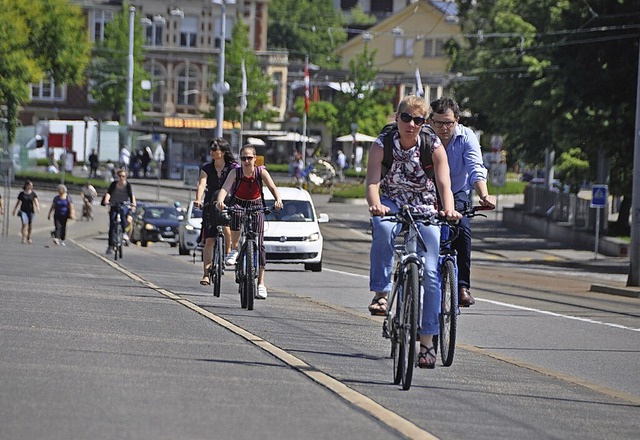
<box><xmin>275</xmin><ymin>246</ymin><xmax>290</xmax><ymax>252</ymax></box>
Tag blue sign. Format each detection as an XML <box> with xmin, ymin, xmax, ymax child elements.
<box><xmin>590</xmin><ymin>185</ymin><xmax>608</xmax><ymax>208</ymax></box>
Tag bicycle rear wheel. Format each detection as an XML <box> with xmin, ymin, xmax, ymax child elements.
<box><xmin>114</xmin><ymin>224</ymin><xmax>123</xmax><ymax>261</ymax></box>
<box><xmin>244</xmin><ymin>239</ymin><xmax>256</xmax><ymax>311</ymax></box>
<box><xmin>238</xmin><ymin>247</ymin><xmax>248</xmax><ymax>309</ymax></box>
<box><xmin>400</xmin><ymin>262</ymin><xmax>419</xmax><ymax>390</ymax></box>
<box><xmin>439</xmin><ymin>259</ymin><xmax>458</xmax><ymax>366</ymax></box>
<box><xmin>211</xmin><ymin>233</ymin><xmax>225</xmax><ymax>298</ymax></box>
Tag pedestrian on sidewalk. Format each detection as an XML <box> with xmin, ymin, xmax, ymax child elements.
<box><xmin>47</xmin><ymin>184</ymin><xmax>75</xmax><ymax>246</ymax></box>
<box><xmin>88</xmin><ymin>149</ymin><xmax>99</xmax><ymax>178</ymax></box>
<box><xmin>430</xmin><ymin>97</ymin><xmax>496</xmax><ymax>307</ymax></box>
<box><xmin>12</xmin><ymin>180</ymin><xmax>40</xmax><ymax>244</ymax></box>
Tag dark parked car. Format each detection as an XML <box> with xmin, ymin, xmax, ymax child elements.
<box><xmin>130</xmin><ymin>204</ymin><xmax>182</xmax><ymax>247</ymax></box>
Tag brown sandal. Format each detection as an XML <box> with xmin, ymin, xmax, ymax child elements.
<box><xmin>368</xmin><ymin>296</ymin><xmax>388</xmax><ymax>316</ymax></box>
<box><xmin>200</xmin><ymin>276</ymin><xmax>210</xmax><ymax>286</ymax></box>
<box><xmin>417</xmin><ymin>344</ymin><xmax>436</xmax><ymax>369</ymax></box>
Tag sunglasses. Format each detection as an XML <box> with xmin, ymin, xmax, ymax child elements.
<box><xmin>399</xmin><ymin>112</ymin><xmax>426</xmax><ymax>125</ymax></box>
<box><xmin>240</xmin><ymin>156</ymin><xmax>255</xmax><ymax>161</ymax></box>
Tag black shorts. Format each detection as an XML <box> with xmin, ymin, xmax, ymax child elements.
<box><xmin>202</xmin><ymin>202</ymin><xmax>229</xmax><ymax>239</ymax></box>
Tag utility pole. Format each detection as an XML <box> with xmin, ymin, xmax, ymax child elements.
<box><xmin>213</xmin><ymin>0</ymin><xmax>234</xmax><ymax>139</ymax></box>
<box><xmin>628</xmin><ymin>40</ymin><xmax>640</xmax><ymax>286</ymax></box>
<box><xmin>126</xmin><ymin>6</ymin><xmax>135</xmax><ymax>150</ymax></box>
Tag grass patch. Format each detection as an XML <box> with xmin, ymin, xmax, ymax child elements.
<box><xmin>15</xmin><ymin>170</ymin><xmax>110</xmax><ymax>190</ymax></box>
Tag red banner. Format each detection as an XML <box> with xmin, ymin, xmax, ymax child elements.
<box><xmin>48</xmin><ymin>133</ymin><xmax>72</xmax><ymax>148</ymax></box>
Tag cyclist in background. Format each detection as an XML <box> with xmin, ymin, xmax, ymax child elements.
<box><xmin>216</xmin><ymin>144</ymin><xmax>283</xmax><ymax>300</ymax></box>
<box><xmin>365</xmin><ymin>95</ymin><xmax>460</xmax><ymax>369</ymax></box>
<box><xmin>430</xmin><ymin>97</ymin><xmax>496</xmax><ymax>307</ymax></box>
<box><xmin>102</xmin><ymin>169</ymin><xmax>136</xmax><ymax>254</ymax></box>
<box><xmin>193</xmin><ymin>138</ymin><xmax>239</xmax><ymax>286</ymax></box>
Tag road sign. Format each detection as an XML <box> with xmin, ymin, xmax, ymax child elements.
<box><xmin>490</xmin><ymin>163</ymin><xmax>507</xmax><ymax>187</ymax></box>
<box><xmin>590</xmin><ymin>185</ymin><xmax>608</xmax><ymax>208</ymax></box>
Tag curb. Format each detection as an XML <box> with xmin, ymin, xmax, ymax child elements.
<box><xmin>590</xmin><ymin>284</ymin><xmax>640</xmax><ymax>299</ymax></box>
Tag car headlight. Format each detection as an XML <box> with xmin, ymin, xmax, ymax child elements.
<box><xmin>308</xmin><ymin>232</ymin><xmax>320</xmax><ymax>242</ymax></box>
<box><xmin>185</xmin><ymin>224</ymin><xmax>195</xmax><ymax>231</ymax></box>
<box><xmin>144</xmin><ymin>223</ymin><xmax>158</xmax><ymax>231</ymax></box>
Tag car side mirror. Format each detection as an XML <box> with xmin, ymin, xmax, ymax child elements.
<box><xmin>318</xmin><ymin>213</ymin><xmax>329</xmax><ymax>223</ymax></box>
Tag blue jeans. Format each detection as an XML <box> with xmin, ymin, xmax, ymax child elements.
<box><xmin>369</xmin><ymin>198</ymin><xmax>441</xmax><ymax>335</ymax></box>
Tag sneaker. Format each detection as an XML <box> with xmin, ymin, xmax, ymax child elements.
<box><xmin>123</xmin><ymin>233</ymin><xmax>129</xmax><ymax>242</ymax></box>
<box><xmin>256</xmin><ymin>284</ymin><xmax>268</xmax><ymax>299</ymax></box>
<box><xmin>61</xmin><ymin>241</ymin><xmax>66</xmax><ymax>246</ymax></box>
<box><xmin>106</xmin><ymin>246</ymin><xmax>113</xmax><ymax>254</ymax></box>
<box><xmin>225</xmin><ymin>249</ymin><xmax>239</xmax><ymax>266</ymax></box>
<box><xmin>53</xmin><ymin>238</ymin><xmax>60</xmax><ymax>245</ymax></box>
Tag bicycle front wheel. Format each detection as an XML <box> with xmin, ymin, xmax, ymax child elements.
<box><xmin>439</xmin><ymin>259</ymin><xmax>458</xmax><ymax>367</ymax></box>
<box><xmin>244</xmin><ymin>239</ymin><xmax>257</xmax><ymax>311</ymax></box>
<box><xmin>390</xmin><ymin>286</ymin><xmax>403</xmax><ymax>385</ymax></box>
<box><xmin>400</xmin><ymin>262</ymin><xmax>419</xmax><ymax>390</ymax></box>
<box><xmin>211</xmin><ymin>233</ymin><xmax>225</xmax><ymax>298</ymax></box>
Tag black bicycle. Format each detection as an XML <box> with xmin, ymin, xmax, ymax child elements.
<box><xmin>206</xmin><ymin>205</ymin><xmax>229</xmax><ymax>298</ymax></box>
<box><xmin>436</xmin><ymin>205</ymin><xmax>494</xmax><ymax>367</ymax></box>
<box><xmin>110</xmin><ymin>202</ymin><xmax>132</xmax><ymax>261</ymax></box>
<box><xmin>381</xmin><ymin>206</ymin><xmax>438</xmax><ymax>390</ymax></box>
<box><xmin>231</xmin><ymin>205</ymin><xmax>269</xmax><ymax>310</ymax></box>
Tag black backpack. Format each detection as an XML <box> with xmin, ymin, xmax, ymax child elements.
<box><xmin>380</xmin><ymin>123</ymin><xmax>435</xmax><ymax>180</ymax></box>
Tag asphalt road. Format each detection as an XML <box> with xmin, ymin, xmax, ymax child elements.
<box><xmin>1</xmin><ymin>182</ymin><xmax>638</xmax><ymax>440</ymax></box>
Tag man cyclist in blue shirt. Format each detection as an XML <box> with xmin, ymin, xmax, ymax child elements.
<box><xmin>430</xmin><ymin>97</ymin><xmax>496</xmax><ymax>307</ymax></box>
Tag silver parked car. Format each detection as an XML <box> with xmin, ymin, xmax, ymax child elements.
<box><xmin>178</xmin><ymin>201</ymin><xmax>203</xmax><ymax>255</ymax></box>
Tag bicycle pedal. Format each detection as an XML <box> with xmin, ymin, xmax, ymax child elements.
<box><xmin>382</xmin><ymin>321</ymin><xmax>390</xmax><ymax>339</ymax></box>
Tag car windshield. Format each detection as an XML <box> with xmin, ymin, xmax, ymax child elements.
<box><xmin>190</xmin><ymin>208</ymin><xmax>202</xmax><ymax>219</ymax></box>
<box><xmin>144</xmin><ymin>207</ymin><xmax>180</xmax><ymax>220</ymax></box>
<box><xmin>265</xmin><ymin>200</ymin><xmax>314</xmax><ymax>222</ymax></box>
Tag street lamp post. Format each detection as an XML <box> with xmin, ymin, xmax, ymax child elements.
<box><xmin>212</xmin><ymin>0</ymin><xmax>234</xmax><ymax>138</ymax></box>
<box><xmin>126</xmin><ymin>6</ymin><xmax>135</xmax><ymax>149</ymax></box>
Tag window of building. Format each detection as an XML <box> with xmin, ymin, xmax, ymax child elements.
<box><xmin>424</xmin><ymin>38</ymin><xmax>445</xmax><ymax>57</ymax></box>
<box><xmin>91</xmin><ymin>10</ymin><xmax>114</xmax><ymax>42</ymax></box>
<box><xmin>31</xmin><ymin>79</ymin><xmax>65</xmax><ymax>102</ymax></box>
<box><xmin>144</xmin><ymin>16</ymin><xmax>164</xmax><ymax>46</ymax></box>
<box><xmin>271</xmin><ymin>72</ymin><xmax>282</xmax><ymax>107</ymax></box>
<box><xmin>146</xmin><ymin>65</ymin><xmax>166</xmax><ymax>111</ymax></box>
<box><xmin>371</xmin><ymin>0</ymin><xmax>393</xmax><ymax>14</ymax></box>
<box><xmin>177</xmin><ymin>65</ymin><xmax>199</xmax><ymax>106</ymax></box>
<box><xmin>340</xmin><ymin>0</ymin><xmax>358</xmax><ymax>10</ymax></box>
<box><xmin>180</xmin><ymin>16</ymin><xmax>198</xmax><ymax>47</ymax></box>
<box><xmin>213</xmin><ymin>15</ymin><xmax>233</xmax><ymax>48</ymax></box>
<box><xmin>394</xmin><ymin>37</ymin><xmax>414</xmax><ymax>57</ymax></box>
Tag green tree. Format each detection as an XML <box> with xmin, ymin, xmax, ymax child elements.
<box><xmin>555</xmin><ymin>148</ymin><xmax>589</xmax><ymax>194</ymax></box>
<box><xmin>0</xmin><ymin>0</ymin><xmax>91</xmax><ymax>144</ymax></box>
<box><xmin>332</xmin><ymin>45</ymin><xmax>394</xmax><ymax>139</ymax></box>
<box><xmin>215</xmin><ymin>20</ymin><xmax>277</xmax><ymax>124</ymax></box>
<box><xmin>449</xmin><ymin>0</ymin><xmax>637</xmax><ymax>225</ymax></box>
<box><xmin>292</xmin><ymin>45</ymin><xmax>394</xmax><ymax>142</ymax></box>
<box><xmin>268</xmin><ymin>0</ymin><xmax>346</xmax><ymax>68</ymax></box>
<box><xmin>88</xmin><ymin>3</ymin><xmax>148</xmax><ymax>123</ymax></box>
